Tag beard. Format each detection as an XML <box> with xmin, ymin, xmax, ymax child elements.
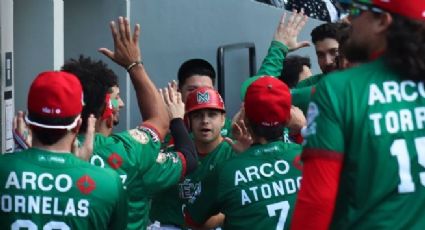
<box><xmin>342</xmin><ymin>38</ymin><xmax>370</xmax><ymax>63</ymax></box>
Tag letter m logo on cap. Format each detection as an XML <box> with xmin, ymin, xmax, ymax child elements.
<box><xmin>197</xmin><ymin>92</ymin><xmax>210</xmax><ymax>104</ymax></box>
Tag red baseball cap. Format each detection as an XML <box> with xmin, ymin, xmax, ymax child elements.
<box><xmin>185</xmin><ymin>87</ymin><xmax>225</xmax><ymax>114</ymax></box>
<box><xmin>244</xmin><ymin>76</ymin><xmax>291</xmax><ymax>126</ymax></box>
<box><xmin>350</xmin><ymin>0</ymin><xmax>425</xmax><ymax>21</ymax></box>
<box><xmin>25</xmin><ymin>71</ymin><xmax>84</xmax><ymax>129</ymax></box>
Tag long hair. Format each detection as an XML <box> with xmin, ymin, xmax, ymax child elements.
<box><xmin>384</xmin><ymin>14</ymin><xmax>425</xmax><ymax>81</ymax></box>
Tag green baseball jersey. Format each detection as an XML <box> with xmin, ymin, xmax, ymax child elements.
<box><xmin>186</xmin><ymin>141</ymin><xmax>302</xmax><ymax>230</ymax></box>
<box><xmin>80</xmin><ymin>125</ymin><xmax>184</xmax><ymax>230</ymax></box>
<box><xmin>150</xmin><ymin>141</ymin><xmax>236</xmax><ymax>228</ymax></box>
<box><xmin>291</xmin><ymin>86</ymin><xmax>315</xmax><ymax>115</ymax></box>
<box><xmin>0</xmin><ymin>148</ymin><xmax>127</xmax><ymax>230</ymax></box>
<box><xmin>303</xmin><ymin>58</ymin><xmax>425</xmax><ymax>229</ymax></box>
<box><xmin>291</xmin><ymin>74</ymin><xmax>324</xmax><ymax>114</ymax></box>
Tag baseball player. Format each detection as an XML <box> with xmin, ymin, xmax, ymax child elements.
<box><xmin>0</xmin><ymin>71</ymin><xmax>127</xmax><ymax>229</ymax></box>
<box><xmin>291</xmin><ymin>0</ymin><xmax>425</xmax><ymax>229</ymax></box>
<box><xmin>150</xmin><ymin>87</ymin><xmax>237</xmax><ymax>229</ymax></box>
<box><xmin>63</xmin><ymin>17</ymin><xmax>197</xmax><ymax>230</ymax></box>
<box><xmin>184</xmin><ymin>77</ymin><xmax>302</xmax><ymax>229</ymax></box>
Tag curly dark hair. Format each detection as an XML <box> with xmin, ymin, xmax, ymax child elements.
<box><xmin>384</xmin><ymin>14</ymin><xmax>425</xmax><ymax>82</ymax></box>
<box><xmin>61</xmin><ymin>55</ymin><xmax>119</xmax><ymax>132</ymax></box>
<box><xmin>279</xmin><ymin>55</ymin><xmax>311</xmax><ymax>88</ymax></box>
<box><xmin>311</xmin><ymin>22</ymin><xmax>342</xmax><ymax>44</ymax></box>
<box><xmin>177</xmin><ymin>58</ymin><xmax>216</xmax><ymax>89</ymax></box>
<box><xmin>250</xmin><ymin>123</ymin><xmax>284</xmax><ymax>141</ymax></box>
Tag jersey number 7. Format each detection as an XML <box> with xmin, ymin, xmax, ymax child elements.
<box><xmin>267</xmin><ymin>200</ymin><xmax>290</xmax><ymax>230</ymax></box>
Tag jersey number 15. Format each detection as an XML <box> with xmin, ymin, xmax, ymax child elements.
<box><xmin>391</xmin><ymin>137</ymin><xmax>425</xmax><ymax>193</ymax></box>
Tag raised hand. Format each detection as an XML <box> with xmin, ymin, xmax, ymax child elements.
<box><xmin>13</xmin><ymin>111</ymin><xmax>32</xmax><ymax>149</ymax></box>
<box><xmin>287</xmin><ymin>106</ymin><xmax>307</xmax><ymax>134</ymax></box>
<box><xmin>274</xmin><ymin>9</ymin><xmax>310</xmax><ymax>52</ymax></box>
<box><xmin>226</xmin><ymin>117</ymin><xmax>253</xmax><ymax>153</ymax></box>
<box><xmin>160</xmin><ymin>81</ymin><xmax>185</xmax><ymax>120</ymax></box>
<box><xmin>74</xmin><ymin>114</ymin><xmax>97</xmax><ymax>161</ymax></box>
<box><xmin>99</xmin><ymin>17</ymin><xmax>141</xmax><ymax>68</ymax></box>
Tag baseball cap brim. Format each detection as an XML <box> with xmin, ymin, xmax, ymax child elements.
<box><xmin>25</xmin><ymin>114</ymin><xmax>81</xmax><ymax>130</ymax></box>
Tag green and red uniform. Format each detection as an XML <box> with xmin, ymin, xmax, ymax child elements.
<box><xmin>291</xmin><ymin>73</ymin><xmax>324</xmax><ymax>114</ymax></box>
<box><xmin>185</xmin><ymin>141</ymin><xmax>302</xmax><ymax>229</ymax></box>
<box><xmin>80</xmin><ymin>125</ymin><xmax>186</xmax><ymax>230</ymax></box>
<box><xmin>0</xmin><ymin>148</ymin><xmax>127</xmax><ymax>229</ymax></box>
<box><xmin>292</xmin><ymin>58</ymin><xmax>425</xmax><ymax>229</ymax></box>
<box><xmin>150</xmin><ymin>141</ymin><xmax>235</xmax><ymax>228</ymax></box>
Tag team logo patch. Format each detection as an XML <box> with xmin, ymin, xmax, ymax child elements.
<box><xmin>76</xmin><ymin>175</ymin><xmax>96</xmax><ymax>195</ymax></box>
<box><xmin>156</xmin><ymin>151</ymin><xmax>179</xmax><ymax>164</ymax></box>
<box><xmin>197</xmin><ymin>92</ymin><xmax>210</xmax><ymax>104</ymax></box>
<box><xmin>129</xmin><ymin>129</ymin><xmax>149</xmax><ymax>144</ymax></box>
<box><xmin>302</xmin><ymin>102</ymin><xmax>319</xmax><ymax>144</ymax></box>
<box><xmin>156</xmin><ymin>152</ymin><xmax>167</xmax><ymax>164</ymax></box>
<box><xmin>108</xmin><ymin>153</ymin><xmax>123</xmax><ymax>169</ymax></box>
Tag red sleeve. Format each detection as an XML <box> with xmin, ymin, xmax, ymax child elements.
<box><xmin>140</xmin><ymin>122</ymin><xmax>164</xmax><ymax>141</ymax></box>
<box><xmin>290</xmin><ymin>148</ymin><xmax>343</xmax><ymax>230</ymax></box>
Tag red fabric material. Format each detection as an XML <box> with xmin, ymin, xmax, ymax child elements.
<box><xmin>244</xmin><ymin>76</ymin><xmax>291</xmax><ymax>126</ymax></box>
<box><xmin>141</xmin><ymin>122</ymin><xmax>164</xmax><ymax>141</ymax></box>
<box><xmin>291</xmin><ymin>133</ymin><xmax>304</xmax><ymax>144</ymax></box>
<box><xmin>185</xmin><ymin>87</ymin><xmax>225</xmax><ymax>114</ymax></box>
<box><xmin>184</xmin><ymin>209</ymin><xmax>202</xmax><ymax>228</ymax></box>
<box><xmin>291</xmin><ymin>148</ymin><xmax>343</xmax><ymax>230</ymax></box>
<box><xmin>369</xmin><ymin>50</ymin><xmax>385</xmax><ymax>61</ymax></box>
<box><xmin>28</xmin><ymin>71</ymin><xmax>83</xmax><ymax>118</ymax></box>
<box><xmin>101</xmin><ymin>93</ymin><xmax>114</xmax><ymax>120</ymax></box>
<box><xmin>372</xmin><ymin>0</ymin><xmax>425</xmax><ymax>21</ymax></box>
<box><xmin>176</xmin><ymin>151</ymin><xmax>187</xmax><ymax>179</ymax></box>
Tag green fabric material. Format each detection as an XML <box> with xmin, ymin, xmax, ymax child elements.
<box><xmin>150</xmin><ymin>141</ymin><xmax>236</xmax><ymax>228</ymax></box>
<box><xmin>304</xmin><ymin>58</ymin><xmax>425</xmax><ymax>229</ymax></box>
<box><xmin>79</xmin><ymin>125</ymin><xmax>183</xmax><ymax>230</ymax></box>
<box><xmin>291</xmin><ymin>86</ymin><xmax>314</xmax><ymax>115</ymax></box>
<box><xmin>240</xmin><ymin>41</ymin><xmax>289</xmax><ymax>100</ymax></box>
<box><xmin>294</xmin><ymin>73</ymin><xmax>324</xmax><ymax>89</ymax></box>
<box><xmin>187</xmin><ymin>141</ymin><xmax>302</xmax><ymax>229</ymax></box>
<box><xmin>0</xmin><ymin>148</ymin><xmax>127</xmax><ymax>229</ymax></box>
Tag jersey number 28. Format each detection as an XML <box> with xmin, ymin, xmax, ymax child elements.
<box><xmin>11</xmin><ymin>220</ymin><xmax>69</xmax><ymax>230</ymax></box>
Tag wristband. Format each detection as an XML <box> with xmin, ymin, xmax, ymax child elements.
<box><xmin>126</xmin><ymin>61</ymin><xmax>142</xmax><ymax>72</ymax></box>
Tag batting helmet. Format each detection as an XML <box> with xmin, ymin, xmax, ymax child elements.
<box><xmin>185</xmin><ymin>87</ymin><xmax>225</xmax><ymax>114</ymax></box>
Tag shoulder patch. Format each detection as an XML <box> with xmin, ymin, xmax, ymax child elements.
<box><xmin>302</xmin><ymin>102</ymin><xmax>320</xmax><ymax>144</ymax></box>
<box><xmin>138</xmin><ymin>126</ymin><xmax>160</xmax><ymax>143</ymax></box>
<box><xmin>129</xmin><ymin>129</ymin><xmax>149</xmax><ymax>144</ymax></box>
<box><xmin>156</xmin><ymin>151</ymin><xmax>180</xmax><ymax>164</ymax></box>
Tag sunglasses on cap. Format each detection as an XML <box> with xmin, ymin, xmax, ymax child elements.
<box><xmin>347</xmin><ymin>2</ymin><xmax>385</xmax><ymax>18</ymax></box>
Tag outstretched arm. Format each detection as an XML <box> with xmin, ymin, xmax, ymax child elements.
<box><xmin>99</xmin><ymin>17</ymin><xmax>169</xmax><ymax>139</ymax></box>
<box><xmin>257</xmin><ymin>9</ymin><xmax>310</xmax><ymax>77</ymax></box>
<box><xmin>160</xmin><ymin>82</ymin><xmax>198</xmax><ymax>174</ymax></box>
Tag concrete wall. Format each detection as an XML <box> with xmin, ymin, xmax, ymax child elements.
<box><xmin>14</xmin><ymin>0</ymin><xmax>64</xmax><ymax>111</ymax></box>
<box><xmin>13</xmin><ymin>0</ymin><xmax>323</xmax><ymax>132</ymax></box>
<box><xmin>131</xmin><ymin>0</ymin><xmax>321</xmax><ymax>124</ymax></box>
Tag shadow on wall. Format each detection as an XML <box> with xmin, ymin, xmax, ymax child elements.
<box><xmin>255</xmin><ymin>0</ymin><xmax>343</xmax><ymax>22</ymax></box>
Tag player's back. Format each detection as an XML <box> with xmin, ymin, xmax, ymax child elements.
<box><xmin>0</xmin><ymin>148</ymin><xmax>127</xmax><ymax>230</ymax></box>
<box><xmin>314</xmin><ymin>58</ymin><xmax>425</xmax><ymax>229</ymax></box>
<box><xmin>215</xmin><ymin>141</ymin><xmax>302</xmax><ymax>230</ymax></box>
